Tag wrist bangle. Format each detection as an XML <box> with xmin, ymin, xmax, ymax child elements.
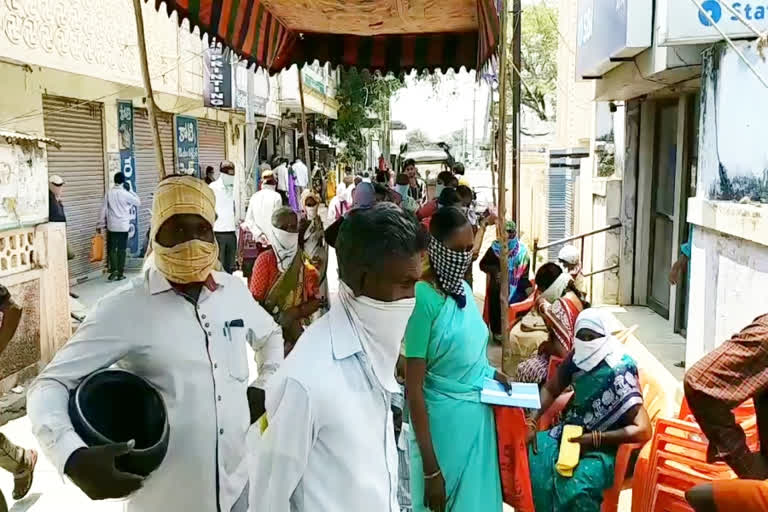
<box><xmin>424</xmin><ymin>469</ymin><xmax>442</xmax><ymax>480</ymax></box>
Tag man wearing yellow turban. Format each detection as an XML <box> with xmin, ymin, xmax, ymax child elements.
<box><xmin>28</xmin><ymin>176</ymin><xmax>284</xmax><ymax>512</ymax></box>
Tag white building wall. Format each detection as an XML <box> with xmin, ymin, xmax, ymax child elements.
<box><xmin>685</xmin><ymin>41</ymin><xmax>768</xmax><ymax>364</ymax></box>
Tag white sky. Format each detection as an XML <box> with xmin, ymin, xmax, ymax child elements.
<box><xmin>391</xmin><ymin>71</ymin><xmax>491</xmax><ymax>142</ymax></box>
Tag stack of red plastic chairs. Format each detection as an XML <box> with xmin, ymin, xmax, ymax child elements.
<box><xmin>632</xmin><ymin>399</ymin><xmax>758</xmax><ymax>511</ymax></box>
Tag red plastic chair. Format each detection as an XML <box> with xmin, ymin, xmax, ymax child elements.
<box><xmin>632</xmin><ymin>398</ymin><xmax>758</xmax><ymax>512</ymax></box>
<box><xmin>645</xmin><ymin>419</ymin><xmax>736</xmax><ymax>511</ymax></box>
<box><xmin>508</xmin><ymin>291</ymin><xmax>536</xmax><ymax>330</ymax></box>
<box><xmin>635</xmin><ymin>405</ymin><xmax>759</xmax><ymax>512</ymax></box>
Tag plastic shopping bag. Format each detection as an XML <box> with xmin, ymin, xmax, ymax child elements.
<box><xmin>89</xmin><ymin>232</ymin><xmax>105</xmax><ymax>263</ymax></box>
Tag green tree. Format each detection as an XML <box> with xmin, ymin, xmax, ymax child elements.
<box><xmin>507</xmin><ymin>3</ymin><xmax>558</xmax><ymax>121</ymax></box>
<box><xmin>333</xmin><ymin>70</ymin><xmax>403</xmax><ymax>163</ymax></box>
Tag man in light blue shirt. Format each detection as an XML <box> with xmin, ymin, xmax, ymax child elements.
<box><xmin>100</xmin><ymin>172</ymin><xmax>140</xmax><ymax>281</ymax></box>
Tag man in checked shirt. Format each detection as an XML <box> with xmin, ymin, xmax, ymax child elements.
<box><xmin>683</xmin><ymin>314</ymin><xmax>768</xmax><ymax>511</ymax></box>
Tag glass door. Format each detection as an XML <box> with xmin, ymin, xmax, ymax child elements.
<box><xmin>648</xmin><ymin>102</ymin><xmax>679</xmax><ymax>318</ymax></box>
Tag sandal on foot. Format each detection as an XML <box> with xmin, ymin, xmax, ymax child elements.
<box><xmin>12</xmin><ymin>449</ymin><xmax>37</xmax><ymax>500</ymax></box>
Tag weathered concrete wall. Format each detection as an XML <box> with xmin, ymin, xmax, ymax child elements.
<box><xmin>0</xmin><ymin>223</ymin><xmax>70</xmax><ymax>392</ymax></box>
<box><xmin>699</xmin><ymin>42</ymin><xmax>768</xmax><ymax>203</ymax></box>
<box><xmin>686</xmin><ymin>222</ymin><xmax>768</xmax><ymax>365</ymax></box>
<box><xmin>685</xmin><ymin>41</ymin><xmax>768</xmax><ymax>364</ymax></box>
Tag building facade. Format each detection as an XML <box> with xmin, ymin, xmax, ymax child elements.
<box><xmin>573</xmin><ymin>0</ymin><xmax>768</xmax><ymax>364</ymax></box>
<box><xmin>0</xmin><ymin>0</ymin><xmax>339</xmax><ymax>387</ymax></box>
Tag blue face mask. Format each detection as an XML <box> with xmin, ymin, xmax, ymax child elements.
<box><xmin>435</xmin><ymin>184</ymin><xmax>445</xmax><ymax>198</ymax></box>
<box><xmin>395</xmin><ymin>184</ymin><xmax>410</xmax><ymax>199</ymax></box>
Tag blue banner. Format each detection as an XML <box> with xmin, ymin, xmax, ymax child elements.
<box><xmin>175</xmin><ymin>116</ymin><xmax>200</xmax><ymax>177</ymax></box>
<box><xmin>117</xmin><ymin>101</ymin><xmax>140</xmax><ymax>256</ymax></box>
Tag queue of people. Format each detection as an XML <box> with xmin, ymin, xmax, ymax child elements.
<box><xmin>25</xmin><ymin>154</ymin><xmax>763</xmax><ymax>512</ymax></box>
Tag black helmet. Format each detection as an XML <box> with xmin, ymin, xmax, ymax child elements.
<box><xmin>69</xmin><ymin>369</ymin><xmax>170</xmax><ymax>477</ymax></box>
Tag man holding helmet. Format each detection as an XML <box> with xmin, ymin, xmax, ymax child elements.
<box><xmin>28</xmin><ymin>176</ymin><xmax>283</xmax><ymax>512</ymax></box>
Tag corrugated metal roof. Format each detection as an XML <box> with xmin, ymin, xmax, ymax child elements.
<box><xmin>0</xmin><ymin>130</ymin><xmax>60</xmax><ymax>148</ymax></box>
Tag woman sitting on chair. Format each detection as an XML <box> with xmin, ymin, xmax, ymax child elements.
<box><xmin>515</xmin><ymin>262</ymin><xmax>588</xmax><ymax>384</ymax></box>
<box><xmin>527</xmin><ymin>309</ymin><xmax>652</xmax><ymax>511</ymax></box>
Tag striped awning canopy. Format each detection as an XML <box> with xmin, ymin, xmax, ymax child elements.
<box><xmin>150</xmin><ymin>0</ymin><xmax>500</xmax><ymax>74</ymax></box>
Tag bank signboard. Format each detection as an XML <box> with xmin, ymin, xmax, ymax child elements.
<box><xmin>576</xmin><ymin>0</ymin><xmax>653</xmax><ymax>79</ymax></box>
<box><xmin>658</xmin><ymin>0</ymin><xmax>768</xmax><ymax>45</ymax></box>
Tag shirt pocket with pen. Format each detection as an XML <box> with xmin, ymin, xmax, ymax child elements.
<box><xmin>224</xmin><ymin>320</ymin><xmax>249</xmax><ymax>382</ymax></box>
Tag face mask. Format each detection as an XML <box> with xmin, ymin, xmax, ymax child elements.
<box><xmin>306</xmin><ymin>206</ymin><xmax>318</xmax><ymax>220</ymax></box>
<box><xmin>266</xmin><ymin>228</ymin><xmax>299</xmax><ymax>272</ymax></box>
<box><xmin>337</xmin><ymin>280</ymin><xmax>416</xmax><ymax>391</ymax></box>
<box><xmin>461</xmin><ymin>206</ymin><xmax>470</xmax><ymax>217</ymax></box>
<box><xmin>153</xmin><ymin>239</ymin><xmax>219</xmax><ymax>284</ymax></box>
<box><xmin>435</xmin><ymin>184</ymin><xmax>445</xmax><ymax>198</ymax></box>
<box><xmin>428</xmin><ymin>237</ymin><xmax>472</xmax><ymax>308</ymax></box>
<box><xmin>395</xmin><ymin>184</ymin><xmax>410</xmax><ymax>199</ymax></box>
<box><xmin>220</xmin><ymin>173</ymin><xmax>235</xmax><ymax>187</ymax></box>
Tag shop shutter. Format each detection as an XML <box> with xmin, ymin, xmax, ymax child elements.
<box><xmin>133</xmin><ymin>109</ymin><xmax>174</xmax><ymax>254</ymax></box>
<box><xmin>546</xmin><ymin>165</ymin><xmax>573</xmax><ymax>261</ymax></box>
<box><xmin>198</xmin><ymin>119</ymin><xmax>227</xmax><ymax>172</ymax></box>
<box><xmin>43</xmin><ymin>96</ymin><xmax>106</xmax><ymax>281</ymax></box>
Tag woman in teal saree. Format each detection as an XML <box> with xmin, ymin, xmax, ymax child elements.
<box><xmin>405</xmin><ymin>207</ymin><xmax>509</xmax><ymax>512</ymax></box>
<box><xmin>526</xmin><ymin>309</ymin><xmax>653</xmax><ymax>511</ymax></box>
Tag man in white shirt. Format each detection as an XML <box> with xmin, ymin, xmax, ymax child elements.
<box><xmin>291</xmin><ymin>157</ymin><xmax>309</xmax><ymax>195</ymax></box>
<box><xmin>244</xmin><ymin>170</ymin><xmax>282</xmax><ymax>244</ymax></box>
<box><xmin>210</xmin><ymin>160</ymin><xmax>238</xmax><ymax>273</ymax></box>
<box><xmin>28</xmin><ymin>176</ymin><xmax>283</xmax><ymax>512</ymax></box>
<box><xmin>250</xmin><ymin>204</ymin><xmax>428</xmax><ymax>511</ymax></box>
<box><xmin>99</xmin><ymin>172</ymin><xmax>141</xmax><ymax>281</ymax></box>
<box><xmin>273</xmin><ymin>157</ymin><xmax>290</xmax><ymax>204</ymax></box>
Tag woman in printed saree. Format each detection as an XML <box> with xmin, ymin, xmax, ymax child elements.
<box><xmin>300</xmin><ymin>190</ymin><xmax>328</xmax><ymax>302</ymax></box>
<box><xmin>405</xmin><ymin>207</ymin><xmax>509</xmax><ymax>512</ymax></box>
<box><xmin>249</xmin><ymin>207</ymin><xmax>323</xmax><ymax>354</ymax></box>
<box><xmin>480</xmin><ymin>220</ymin><xmax>532</xmax><ymax>342</ymax></box>
<box><xmin>526</xmin><ymin>309</ymin><xmax>652</xmax><ymax>512</ymax></box>
<box><xmin>515</xmin><ymin>262</ymin><xmax>589</xmax><ymax>385</ymax></box>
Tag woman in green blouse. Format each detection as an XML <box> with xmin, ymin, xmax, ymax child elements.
<box><xmin>405</xmin><ymin>207</ymin><xmax>510</xmax><ymax>512</ymax></box>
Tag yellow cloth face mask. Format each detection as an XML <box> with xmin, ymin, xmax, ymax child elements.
<box><xmin>556</xmin><ymin>425</ymin><xmax>584</xmax><ymax>478</ymax></box>
<box><xmin>153</xmin><ymin>239</ymin><xmax>219</xmax><ymax>284</ymax></box>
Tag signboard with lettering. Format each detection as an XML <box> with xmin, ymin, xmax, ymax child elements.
<box><xmin>203</xmin><ymin>42</ymin><xmax>233</xmax><ymax>108</ymax></box>
<box><xmin>658</xmin><ymin>0</ymin><xmax>768</xmax><ymax>46</ymax></box>
<box><xmin>117</xmin><ymin>100</ymin><xmax>140</xmax><ymax>255</ymax></box>
<box><xmin>175</xmin><ymin>116</ymin><xmax>200</xmax><ymax>177</ymax></box>
<box><xmin>576</xmin><ymin>0</ymin><xmax>653</xmax><ymax>79</ymax></box>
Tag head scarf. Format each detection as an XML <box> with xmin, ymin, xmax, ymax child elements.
<box><xmin>267</xmin><ymin>206</ymin><xmax>299</xmax><ymax>273</ymax></box>
<box><xmin>301</xmin><ymin>189</ymin><xmax>321</xmax><ymax>222</ymax></box>
<box><xmin>572</xmin><ymin>309</ymin><xmax>625</xmax><ymax>371</ymax></box>
<box><xmin>540</xmin><ymin>268</ymin><xmax>572</xmax><ymax>303</ymax></box>
<box><xmin>428</xmin><ymin>237</ymin><xmax>472</xmax><ymax>308</ymax></box>
<box><xmin>301</xmin><ymin>189</ymin><xmax>320</xmax><ymax>208</ymax></box>
<box><xmin>558</xmin><ymin>245</ymin><xmax>580</xmax><ymax>266</ymax></box>
<box><xmin>491</xmin><ymin>220</ymin><xmax>530</xmax><ymax>303</ymax></box>
<box><xmin>150</xmin><ymin>176</ymin><xmax>219</xmax><ymax>283</ymax></box>
<box><xmin>352</xmin><ymin>182</ymin><xmax>376</xmax><ymax>210</ymax></box>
